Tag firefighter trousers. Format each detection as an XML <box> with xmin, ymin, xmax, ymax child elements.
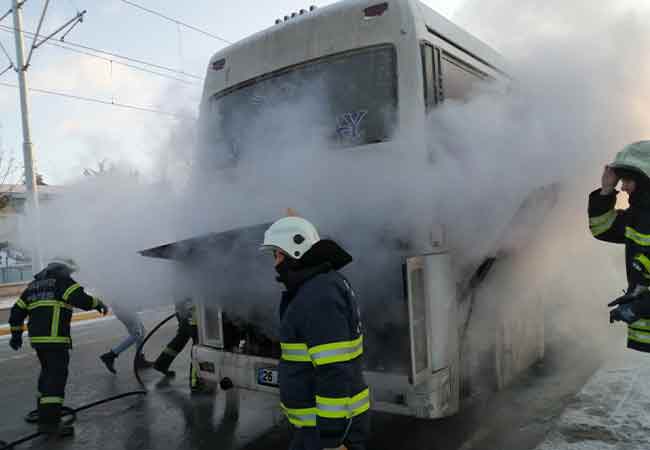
<box><xmin>36</xmin><ymin>347</ymin><xmax>70</xmax><ymax>425</ymax></box>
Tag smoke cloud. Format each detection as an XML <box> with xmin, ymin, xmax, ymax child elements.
<box><xmin>17</xmin><ymin>0</ymin><xmax>650</xmax><ymax>378</ymax></box>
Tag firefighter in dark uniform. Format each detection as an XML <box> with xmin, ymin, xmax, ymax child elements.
<box><xmin>590</xmin><ymin>141</ymin><xmax>650</xmax><ymax>350</ymax></box>
<box><xmin>261</xmin><ymin>216</ymin><xmax>370</xmax><ymax>450</ymax></box>
<box><xmin>153</xmin><ymin>298</ymin><xmax>207</xmax><ymax>392</ymax></box>
<box><xmin>8</xmin><ymin>257</ymin><xmax>108</xmax><ymax>436</ymax></box>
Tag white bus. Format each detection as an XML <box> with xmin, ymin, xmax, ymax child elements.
<box><xmin>142</xmin><ymin>0</ymin><xmax>549</xmax><ymax>419</ymax></box>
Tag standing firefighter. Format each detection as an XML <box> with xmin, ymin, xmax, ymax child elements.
<box><xmin>261</xmin><ymin>216</ymin><xmax>370</xmax><ymax>450</ymax></box>
<box><xmin>153</xmin><ymin>298</ymin><xmax>208</xmax><ymax>393</ymax></box>
<box><xmin>590</xmin><ymin>141</ymin><xmax>650</xmax><ymax>350</ymax></box>
<box><xmin>8</xmin><ymin>257</ymin><xmax>108</xmax><ymax>436</ymax></box>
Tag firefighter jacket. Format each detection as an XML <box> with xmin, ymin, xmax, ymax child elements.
<box><xmin>175</xmin><ymin>298</ymin><xmax>197</xmax><ymax>326</ymax></box>
<box><xmin>9</xmin><ymin>266</ymin><xmax>99</xmax><ymax>348</ymax></box>
<box><xmin>589</xmin><ymin>188</ymin><xmax>650</xmax><ymax>352</ymax></box>
<box><xmin>278</xmin><ymin>262</ymin><xmax>369</xmax><ymax>447</ymax></box>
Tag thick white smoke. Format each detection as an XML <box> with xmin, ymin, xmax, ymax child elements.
<box><xmin>16</xmin><ymin>0</ymin><xmax>650</xmax><ymax>373</ymax></box>
<box><xmin>446</xmin><ymin>0</ymin><xmax>650</xmax><ymax>386</ymax></box>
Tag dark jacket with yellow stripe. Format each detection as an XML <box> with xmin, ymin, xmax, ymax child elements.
<box><xmin>589</xmin><ymin>188</ymin><xmax>650</xmax><ymax>352</ymax></box>
<box><xmin>9</xmin><ymin>266</ymin><xmax>99</xmax><ymax>348</ymax></box>
<box><xmin>279</xmin><ymin>263</ymin><xmax>369</xmax><ymax>447</ymax></box>
<box><xmin>175</xmin><ymin>298</ymin><xmax>197</xmax><ymax>326</ymax></box>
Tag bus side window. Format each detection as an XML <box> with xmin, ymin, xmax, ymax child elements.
<box><xmin>420</xmin><ymin>44</ymin><xmax>441</xmax><ymax>111</ymax></box>
<box><xmin>439</xmin><ymin>53</ymin><xmax>486</xmax><ymax>102</ymax></box>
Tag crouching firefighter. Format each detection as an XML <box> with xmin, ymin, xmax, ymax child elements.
<box><xmin>261</xmin><ymin>216</ymin><xmax>370</xmax><ymax>450</ymax></box>
<box><xmin>8</xmin><ymin>257</ymin><xmax>108</xmax><ymax>436</ymax></box>
<box><xmin>153</xmin><ymin>298</ymin><xmax>209</xmax><ymax>393</ymax></box>
<box><xmin>589</xmin><ymin>141</ymin><xmax>650</xmax><ymax>351</ymax></box>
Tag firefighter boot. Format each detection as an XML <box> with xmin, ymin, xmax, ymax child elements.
<box><xmin>100</xmin><ymin>350</ymin><xmax>117</xmax><ymax>374</ymax></box>
<box><xmin>38</xmin><ymin>402</ymin><xmax>74</xmax><ymax>438</ymax></box>
<box><xmin>153</xmin><ymin>362</ymin><xmax>175</xmax><ymax>377</ymax></box>
<box><xmin>153</xmin><ymin>352</ymin><xmax>176</xmax><ymax>377</ymax></box>
<box><xmin>38</xmin><ymin>422</ymin><xmax>75</xmax><ymax>437</ymax></box>
<box><xmin>135</xmin><ymin>352</ymin><xmax>154</xmax><ymax>369</ymax></box>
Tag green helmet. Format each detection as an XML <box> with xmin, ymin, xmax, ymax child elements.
<box><xmin>610</xmin><ymin>141</ymin><xmax>650</xmax><ymax>181</ymax></box>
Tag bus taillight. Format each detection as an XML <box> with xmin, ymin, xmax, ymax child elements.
<box><xmin>364</xmin><ymin>2</ymin><xmax>388</xmax><ymax>17</ymax></box>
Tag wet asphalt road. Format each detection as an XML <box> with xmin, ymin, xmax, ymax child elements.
<box><xmin>0</xmin><ymin>311</ymin><xmax>281</xmax><ymax>450</ymax></box>
<box><xmin>0</xmin><ymin>310</ymin><xmax>608</xmax><ymax>450</ymax></box>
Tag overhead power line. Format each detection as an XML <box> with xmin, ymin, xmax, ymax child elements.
<box><xmin>0</xmin><ymin>38</ymin><xmax>14</xmax><ymax>67</ymax></box>
<box><xmin>0</xmin><ymin>24</ymin><xmax>203</xmax><ymax>80</ymax></box>
<box><xmin>0</xmin><ymin>80</ymin><xmax>196</xmax><ymax>119</ymax></box>
<box><xmin>46</xmin><ymin>40</ymin><xmax>200</xmax><ymax>86</ymax></box>
<box><xmin>117</xmin><ymin>0</ymin><xmax>232</xmax><ymax>45</ymax></box>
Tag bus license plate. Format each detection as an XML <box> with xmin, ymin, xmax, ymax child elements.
<box><xmin>257</xmin><ymin>367</ymin><xmax>279</xmax><ymax>387</ymax></box>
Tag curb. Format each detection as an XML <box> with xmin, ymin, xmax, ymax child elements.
<box><xmin>0</xmin><ymin>311</ymin><xmax>112</xmax><ymax>336</ymax></box>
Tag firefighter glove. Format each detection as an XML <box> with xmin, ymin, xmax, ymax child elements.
<box><xmin>610</xmin><ymin>303</ymin><xmax>638</xmax><ymax>324</ymax></box>
<box><xmin>608</xmin><ymin>294</ymin><xmax>638</xmax><ymax>308</ymax></box>
<box><xmin>95</xmin><ymin>299</ymin><xmax>109</xmax><ymax>316</ymax></box>
<box><xmin>9</xmin><ymin>333</ymin><xmax>22</xmax><ymax>351</ymax></box>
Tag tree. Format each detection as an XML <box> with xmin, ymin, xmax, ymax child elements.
<box><xmin>0</xmin><ymin>126</ymin><xmax>21</xmax><ymax>211</ymax></box>
<box><xmin>83</xmin><ymin>158</ymin><xmax>113</xmax><ymax>177</ymax></box>
<box><xmin>83</xmin><ymin>158</ymin><xmax>139</xmax><ymax>179</ymax></box>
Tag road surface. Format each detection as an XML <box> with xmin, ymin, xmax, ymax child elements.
<box><xmin>0</xmin><ymin>310</ymin><xmax>608</xmax><ymax>450</ymax></box>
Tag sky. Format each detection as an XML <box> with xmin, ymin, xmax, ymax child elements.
<box><xmin>0</xmin><ymin>0</ymin><xmax>463</xmax><ymax>185</ymax></box>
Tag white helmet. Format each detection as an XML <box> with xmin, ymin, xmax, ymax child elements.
<box><xmin>48</xmin><ymin>257</ymin><xmax>79</xmax><ymax>273</ymax></box>
<box><xmin>261</xmin><ymin>217</ymin><xmax>320</xmax><ymax>260</ymax></box>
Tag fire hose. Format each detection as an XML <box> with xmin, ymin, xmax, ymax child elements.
<box><xmin>133</xmin><ymin>313</ymin><xmax>177</xmax><ymax>388</ymax></box>
<box><xmin>0</xmin><ymin>312</ymin><xmax>177</xmax><ymax>449</ymax></box>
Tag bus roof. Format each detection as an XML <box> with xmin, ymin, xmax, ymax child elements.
<box><xmin>203</xmin><ymin>0</ymin><xmax>508</xmax><ymax>99</ymax></box>
<box><xmin>414</xmin><ymin>1</ymin><xmax>509</xmax><ymax>74</ymax></box>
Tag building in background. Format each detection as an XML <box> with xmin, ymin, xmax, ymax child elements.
<box><xmin>0</xmin><ymin>184</ymin><xmax>62</xmax><ymax>283</ymax></box>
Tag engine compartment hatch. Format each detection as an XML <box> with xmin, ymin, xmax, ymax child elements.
<box><xmin>139</xmin><ymin>222</ymin><xmax>273</xmax><ymax>261</ymax></box>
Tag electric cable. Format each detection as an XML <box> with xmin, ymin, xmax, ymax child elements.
<box><xmin>45</xmin><ymin>39</ymin><xmax>200</xmax><ymax>86</ymax></box>
<box><xmin>0</xmin><ymin>39</ymin><xmax>14</xmax><ymax>68</ymax></box>
<box><xmin>133</xmin><ymin>312</ymin><xmax>177</xmax><ymax>388</ymax></box>
<box><xmin>117</xmin><ymin>0</ymin><xmax>232</xmax><ymax>44</ymax></box>
<box><xmin>0</xmin><ymin>24</ymin><xmax>203</xmax><ymax>80</ymax></box>
<box><xmin>0</xmin><ymin>80</ymin><xmax>196</xmax><ymax>119</ymax></box>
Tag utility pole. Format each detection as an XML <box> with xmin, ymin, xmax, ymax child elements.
<box><xmin>4</xmin><ymin>1</ymin><xmax>85</xmax><ymax>272</ymax></box>
<box><xmin>12</xmin><ymin>0</ymin><xmax>41</xmax><ymax>271</ymax></box>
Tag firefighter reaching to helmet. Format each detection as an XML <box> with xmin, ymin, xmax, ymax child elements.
<box><xmin>8</xmin><ymin>257</ymin><xmax>108</xmax><ymax>437</ymax></box>
<box><xmin>589</xmin><ymin>141</ymin><xmax>650</xmax><ymax>351</ymax></box>
<box><xmin>261</xmin><ymin>215</ymin><xmax>370</xmax><ymax>450</ymax></box>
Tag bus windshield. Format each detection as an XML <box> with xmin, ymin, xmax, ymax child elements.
<box><xmin>203</xmin><ymin>45</ymin><xmax>397</xmax><ymax>165</ymax></box>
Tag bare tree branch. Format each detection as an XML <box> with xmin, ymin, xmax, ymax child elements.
<box><xmin>0</xmin><ymin>125</ymin><xmax>21</xmax><ymax>211</ymax></box>
<box><xmin>83</xmin><ymin>158</ymin><xmax>114</xmax><ymax>177</ymax></box>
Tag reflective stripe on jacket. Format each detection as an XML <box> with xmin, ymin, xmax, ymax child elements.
<box><xmin>589</xmin><ymin>188</ymin><xmax>650</xmax><ymax>352</ymax></box>
<box><xmin>279</xmin><ymin>266</ymin><xmax>369</xmax><ymax>447</ymax></box>
<box><xmin>9</xmin><ymin>267</ymin><xmax>98</xmax><ymax>348</ymax></box>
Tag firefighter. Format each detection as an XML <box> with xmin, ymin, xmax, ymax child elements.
<box><xmin>590</xmin><ymin>141</ymin><xmax>650</xmax><ymax>351</ymax></box>
<box><xmin>153</xmin><ymin>298</ymin><xmax>208</xmax><ymax>393</ymax></box>
<box><xmin>99</xmin><ymin>302</ymin><xmax>153</xmax><ymax>374</ymax></box>
<box><xmin>261</xmin><ymin>216</ymin><xmax>370</xmax><ymax>450</ymax></box>
<box><xmin>8</xmin><ymin>257</ymin><xmax>108</xmax><ymax>436</ymax></box>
